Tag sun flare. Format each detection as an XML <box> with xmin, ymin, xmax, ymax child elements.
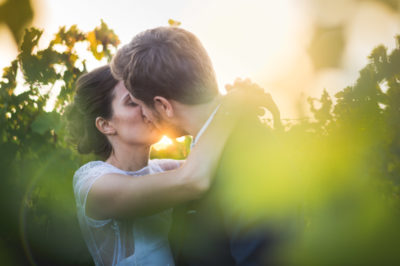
<box><xmin>152</xmin><ymin>135</ymin><xmax>173</xmax><ymax>151</ymax></box>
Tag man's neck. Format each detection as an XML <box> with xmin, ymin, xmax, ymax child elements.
<box><xmin>175</xmin><ymin>97</ymin><xmax>221</xmax><ymax>137</ymax></box>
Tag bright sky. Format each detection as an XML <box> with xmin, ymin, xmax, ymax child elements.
<box><xmin>1</xmin><ymin>0</ymin><xmax>399</xmax><ymax>118</ymax></box>
<box><xmin>35</xmin><ymin>0</ymin><xmax>305</xmax><ymax>91</ymax></box>
<box><xmin>0</xmin><ymin>0</ymin><xmax>305</xmax><ymax>90</ymax></box>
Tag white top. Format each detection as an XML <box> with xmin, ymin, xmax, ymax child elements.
<box><xmin>191</xmin><ymin>105</ymin><xmax>220</xmax><ymax>148</ymax></box>
<box><xmin>73</xmin><ymin>159</ymin><xmax>181</xmax><ymax>266</ymax></box>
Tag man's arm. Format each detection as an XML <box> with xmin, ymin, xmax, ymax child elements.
<box><xmin>223</xmin><ymin>78</ymin><xmax>283</xmax><ymax>265</ymax></box>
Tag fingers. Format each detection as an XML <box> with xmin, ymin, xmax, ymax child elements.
<box><xmin>225</xmin><ymin>77</ymin><xmax>263</xmax><ymax>92</ymax></box>
<box><xmin>224</xmin><ymin>77</ymin><xmax>280</xmax><ymax>114</ymax></box>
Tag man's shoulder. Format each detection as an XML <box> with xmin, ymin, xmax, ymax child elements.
<box><xmin>222</xmin><ymin>118</ymin><xmax>272</xmax><ymax>160</ymax></box>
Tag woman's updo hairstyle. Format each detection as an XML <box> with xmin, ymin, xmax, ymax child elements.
<box><xmin>66</xmin><ymin>65</ymin><xmax>118</xmax><ymax>159</ymax></box>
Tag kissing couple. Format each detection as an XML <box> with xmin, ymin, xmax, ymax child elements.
<box><xmin>68</xmin><ymin>26</ymin><xmax>282</xmax><ymax>266</ymax></box>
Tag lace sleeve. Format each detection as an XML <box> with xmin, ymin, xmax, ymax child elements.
<box><xmin>73</xmin><ymin>161</ymin><xmax>125</xmax><ymax>224</ymax></box>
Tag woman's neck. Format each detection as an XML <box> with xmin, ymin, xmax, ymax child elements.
<box><xmin>106</xmin><ymin>143</ymin><xmax>150</xmax><ymax>172</ymax></box>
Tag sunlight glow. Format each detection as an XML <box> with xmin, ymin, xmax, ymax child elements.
<box><xmin>176</xmin><ymin>136</ymin><xmax>186</xmax><ymax>142</ymax></box>
<box><xmin>0</xmin><ymin>25</ymin><xmax>18</xmax><ymax>72</ymax></box>
<box><xmin>152</xmin><ymin>135</ymin><xmax>173</xmax><ymax>151</ymax></box>
<box><xmin>190</xmin><ymin>0</ymin><xmax>301</xmax><ymax>89</ymax></box>
<box><xmin>1</xmin><ymin>0</ymin><xmax>398</xmax><ymax>119</ymax></box>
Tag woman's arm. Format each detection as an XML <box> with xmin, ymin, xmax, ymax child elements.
<box><xmin>86</xmin><ymin>81</ymin><xmax>280</xmax><ymax>220</ymax></box>
<box><xmin>86</xmin><ymin>103</ymin><xmax>237</xmax><ymax>220</ymax></box>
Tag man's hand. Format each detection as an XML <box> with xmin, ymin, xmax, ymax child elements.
<box><xmin>223</xmin><ymin>78</ymin><xmax>282</xmax><ymax>129</ymax></box>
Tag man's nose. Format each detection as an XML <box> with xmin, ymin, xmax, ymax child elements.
<box><xmin>143</xmin><ymin>115</ymin><xmax>151</xmax><ymax>124</ymax></box>
<box><xmin>138</xmin><ymin>106</ymin><xmax>146</xmax><ymax>119</ymax></box>
<box><xmin>139</xmin><ymin>107</ymin><xmax>151</xmax><ymax>124</ymax></box>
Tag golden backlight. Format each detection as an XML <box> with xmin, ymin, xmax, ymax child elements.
<box><xmin>152</xmin><ymin>135</ymin><xmax>173</xmax><ymax>151</ymax></box>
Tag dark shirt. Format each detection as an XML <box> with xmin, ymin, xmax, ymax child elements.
<box><xmin>170</xmin><ymin>116</ymin><xmax>285</xmax><ymax>266</ymax></box>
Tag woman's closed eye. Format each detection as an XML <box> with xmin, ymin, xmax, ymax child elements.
<box><xmin>125</xmin><ymin>97</ymin><xmax>138</xmax><ymax>107</ymax></box>
<box><xmin>122</xmin><ymin>93</ymin><xmax>139</xmax><ymax>107</ymax></box>
<box><xmin>128</xmin><ymin>101</ymin><xmax>138</xmax><ymax>107</ymax></box>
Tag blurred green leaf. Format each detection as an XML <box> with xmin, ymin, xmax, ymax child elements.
<box><xmin>31</xmin><ymin>111</ymin><xmax>60</xmax><ymax>135</ymax></box>
<box><xmin>0</xmin><ymin>0</ymin><xmax>33</xmax><ymax>44</ymax></box>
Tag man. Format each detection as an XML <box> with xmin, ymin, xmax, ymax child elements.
<box><xmin>111</xmin><ymin>26</ymin><xmax>283</xmax><ymax>265</ymax></box>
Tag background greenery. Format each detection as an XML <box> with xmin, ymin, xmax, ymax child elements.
<box><xmin>0</xmin><ymin>21</ymin><xmax>399</xmax><ymax>265</ymax></box>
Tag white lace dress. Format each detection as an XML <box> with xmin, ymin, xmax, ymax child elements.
<box><xmin>73</xmin><ymin>159</ymin><xmax>181</xmax><ymax>266</ymax></box>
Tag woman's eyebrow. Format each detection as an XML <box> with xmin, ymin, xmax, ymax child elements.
<box><xmin>121</xmin><ymin>93</ymin><xmax>131</xmax><ymax>102</ymax></box>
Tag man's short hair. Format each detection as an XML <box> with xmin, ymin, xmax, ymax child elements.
<box><xmin>111</xmin><ymin>27</ymin><xmax>219</xmax><ymax>106</ymax></box>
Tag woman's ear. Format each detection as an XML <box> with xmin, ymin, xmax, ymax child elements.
<box><xmin>153</xmin><ymin>96</ymin><xmax>174</xmax><ymax>118</ymax></box>
<box><xmin>95</xmin><ymin>117</ymin><xmax>116</xmax><ymax>136</ymax></box>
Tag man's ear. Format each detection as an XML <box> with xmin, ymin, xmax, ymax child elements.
<box><xmin>95</xmin><ymin>117</ymin><xmax>116</xmax><ymax>136</ymax></box>
<box><xmin>153</xmin><ymin>96</ymin><xmax>174</xmax><ymax>118</ymax></box>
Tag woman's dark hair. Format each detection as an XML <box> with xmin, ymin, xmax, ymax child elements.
<box><xmin>66</xmin><ymin>65</ymin><xmax>118</xmax><ymax>159</ymax></box>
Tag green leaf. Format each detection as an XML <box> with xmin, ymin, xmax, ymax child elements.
<box><xmin>31</xmin><ymin>111</ymin><xmax>61</xmax><ymax>135</ymax></box>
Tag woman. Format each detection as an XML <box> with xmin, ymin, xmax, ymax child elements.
<box><xmin>66</xmin><ymin>65</ymin><xmax>246</xmax><ymax>266</ymax></box>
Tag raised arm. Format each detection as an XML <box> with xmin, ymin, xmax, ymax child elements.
<box><xmin>86</xmin><ymin>80</ymin><xmax>280</xmax><ymax>220</ymax></box>
<box><xmin>85</xmin><ymin>102</ymin><xmax>237</xmax><ymax>220</ymax></box>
